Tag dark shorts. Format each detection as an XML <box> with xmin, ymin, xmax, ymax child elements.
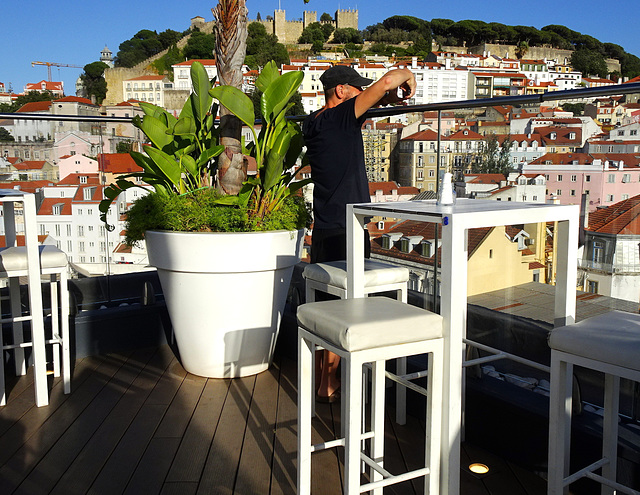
<box><xmin>310</xmin><ymin>228</ymin><xmax>371</xmax><ymax>264</ymax></box>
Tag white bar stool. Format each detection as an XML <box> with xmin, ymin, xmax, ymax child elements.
<box><xmin>548</xmin><ymin>310</ymin><xmax>640</xmax><ymax>495</ymax></box>
<box><xmin>0</xmin><ymin>191</ymin><xmax>71</xmax><ymax>407</ymax></box>
<box><xmin>297</xmin><ymin>297</ymin><xmax>443</xmax><ymax>495</ymax></box>
<box><xmin>303</xmin><ymin>259</ymin><xmax>414</xmax><ymax>424</ymax></box>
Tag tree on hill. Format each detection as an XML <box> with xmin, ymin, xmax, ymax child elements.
<box><xmin>562</xmin><ymin>103</ymin><xmax>585</xmax><ymax>115</ymax></box>
<box><xmin>0</xmin><ymin>127</ymin><xmax>14</xmax><ymax>141</ymax></box>
<box><xmin>320</xmin><ymin>12</ymin><xmax>332</xmax><ymax>22</ymax></box>
<box><xmin>80</xmin><ymin>61</ymin><xmax>109</xmax><ymax>104</ymax></box>
<box><xmin>183</xmin><ymin>30</ymin><xmax>217</xmax><ymax>59</ymax></box>
<box><xmin>298</xmin><ymin>22</ymin><xmax>326</xmax><ymax>44</ymax></box>
<box><xmin>332</xmin><ymin>27</ymin><xmax>362</xmax><ymax>44</ymax></box>
<box><xmin>571</xmin><ymin>48</ymin><xmax>609</xmax><ymax>78</ymax></box>
<box><xmin>0</xmin><ymin>90</ymin><xmax>56</xmax><ymax>113</ymax></box>
<box><xmin>115</xmin><ymin>28</ymin><xmax>188</xmax><ymax>68</ymax></box>
<box><xmin>246</xmin><ymin>22</ymin><xmax>289</xmax><ymax>69</ymax></box>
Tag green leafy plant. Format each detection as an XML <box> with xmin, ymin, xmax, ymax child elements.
<box><xmin>98</xmin><ymin>60</ymin><xmax>310</xmax><ymax>240</ymax></box>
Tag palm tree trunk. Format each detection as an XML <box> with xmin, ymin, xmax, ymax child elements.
<box><xmin>213</xmin><ymin>0</ymin><xmax>248</xmax><ymax>195</ymax></box>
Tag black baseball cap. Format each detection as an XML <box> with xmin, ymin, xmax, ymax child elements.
<box><xmin>320</xmin><ymin>65</ymin><xmax>373</xmax><ymax>91</ymax></box>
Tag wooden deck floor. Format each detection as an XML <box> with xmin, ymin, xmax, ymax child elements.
<box><xmin>0</xmin><ymin>346</ymin><xmax>547</xmax><ymax>494</ymax></box>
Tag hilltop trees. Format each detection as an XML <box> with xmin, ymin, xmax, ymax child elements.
<box><xmin>115</xmin><ymin>28</ymin><xmax>189</xmax><ymax>67</ymax></box>
<box><xmin>80</xmin><ymin>61</ymin><xmax>109</xmax><ymax>104</ymax></box>
<box><xmin>246</xmin><ymin>22</ymin><xmax>289</xmax><ymax>68</ymax></box>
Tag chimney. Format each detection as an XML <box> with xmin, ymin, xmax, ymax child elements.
<box><xmin>412</xmin><ymin>57</ymin><xmax>418</xmax><ymax>69</ymax></box>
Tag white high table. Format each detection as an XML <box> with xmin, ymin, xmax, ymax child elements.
<box><xmin>347</xmin><ymin>198</ymin><xmax>579</xmax><ymax>495</ymax></box>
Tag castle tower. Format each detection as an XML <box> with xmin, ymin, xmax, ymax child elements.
<box><xmin>335</xmin><ymin>9</ymin><xmax>358</xmax><ymax>30</ymax></box>
<box><xmin>274</xmin><ymin>9</ymin><xmax>286</xmax><ymax>44</ymax></box>
<box><xmin>303</xmin><ymin>11</ymin><xmax>317</xmax><ymax>28</ymax></box>
<box><xmin>100</xmin><ymin>45</ymin><xmax>114</xmax><ymax>68</ymax></box>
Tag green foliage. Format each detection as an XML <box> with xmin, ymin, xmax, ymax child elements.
<box><xmin>100</xmin><ymin>61</ymin><xmax>224</xmax><ymax>227</ymax></box>
<box><xmin>115</xmin><ymin>28</ymin><xmax>188</xmax><ymax>68</ymax></box>
<box><xmin>561</xmin><ymin>103</ymin><xmax>585</xmax><ymax>116</ymax></box>
<box><xmin>620</xmin><ymin>53</ymin><xmax>640</xmax><ymax>79</ymax></box>
<box><xmin>249</xmin><ymin>88</ymin><xmax>305</xmax><ymax>120</ymax></box>
<box><xmin>332</xmin><ymin>28</ymin><xmax>362</xmax><ymax>44</ymax></box>
<box><xmin>0</xmin><ymin>127</ymin><xmax>14</xmax><ymax>142</ymax></box>
<box><xmin>571</xmin><ymin>49</ymin><xmax>609</xmax><ymax>78</ymax></box>
<box><xmin>80</xmin><ymin>61</ymin><xmax>109</xmax><ymax>104</ymax></box>
<box><xmin>320</xmin><ymin>12</ymin><xmax>332</xmax><ymax>22</ymax></box>
<box><xmin>246</xmin><ymin>22</ymin><xmax>290</xmax><ymax>69</ymax></box>
<box><xmin>0</xmin><ymin>90</ymin><xmax>56</xmax><ymax>113</ymax></box>
<box><xmin>298</xmin><ymin>22</ymin><xmax>326</xmax><ymax>44</ymax></box>
<box><xmin>152</xmin><ymin>44</ymin><xmax>183</xmax><ymax>78</ymax></box>
<box><xmin>116</xmin><ymin>140</ymin><xmax>134</xmax><ymax>153</ymax></box>
<box><xmin>100</xmin><ymin>60</ymin><xmax>310</xmax><ymax>237</ymax></box>
<box><xmin>210</xmin><ymin>61</ymin><xmax>311</xmax><ymax>227</ymax></box>
<box><xmin>183</xmin><ymin>30</ymin><xmax>216</xmax><ymax>60</ymax></box>
<box><xmin>474</xmin><ymin>135</ymin><xmax>512</xmax><ymax>175</ymax></box>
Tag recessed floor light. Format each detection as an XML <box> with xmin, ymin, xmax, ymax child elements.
<box><xmin>469</xmin><ymin>463</ymin><xmax>489</xmax><ymax>474</ymax></box>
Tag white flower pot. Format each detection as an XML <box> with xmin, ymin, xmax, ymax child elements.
<box><xmin>145</xmin><ymin>229</ymin><xmax>304</xmax><ymax>378</ymax></box>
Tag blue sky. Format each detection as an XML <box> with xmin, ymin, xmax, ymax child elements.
<box><xmin>2</xmin><ymin>0</ymin><xmax>638</xmax><ymax>97</ymax></box>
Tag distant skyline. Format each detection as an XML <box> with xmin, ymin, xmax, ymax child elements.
<box><xmin>2</xmin><ymin>0</ymin><xmax>638</xmax><ymax>98</ymax></box>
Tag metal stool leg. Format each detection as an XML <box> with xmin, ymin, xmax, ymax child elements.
<box><xmin>298</xmin><ymin>332</ymin><xmax>313</xmax><ymax>495</ymax></box>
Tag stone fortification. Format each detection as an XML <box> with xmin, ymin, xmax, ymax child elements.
<box><xmin>248</xmin><ymin>9</ymin><xmax>358</xmax><ymax>44</ymax></box>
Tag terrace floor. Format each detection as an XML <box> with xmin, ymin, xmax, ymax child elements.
<box><xmin>0</xmin><ymin>345</ymin><xmax>547</xmax><ymax>494</ymax></box>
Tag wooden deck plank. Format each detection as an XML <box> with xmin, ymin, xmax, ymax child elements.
<box><xmin>164</xmin><ymin>377</ymin><xmax>231</xmax><ymax>483</ymax></box>
<box><xmin>0</xmin><ymin>352</ymin><xmax>126</xmax><ymax>494</ymax></box>
<box><xmin>123</xmin><ymin>437</ymin><xmax>182</xmax><ymax>495</ymax></box>
<box><xmin>154</xmin><ymin>372</ymin><xmax>207</xmax><ymax>438</ymax></box>
<box><xmin>12</xmin><ymin>347</ymin><xmax>159</xmax><ymax>495</ymax></box>
<box><xmin>160</xmin><ymin>481</ymin><xmax>198</xmax><ymax>495</ymax></box>
<box><xmin>464</xmin><ymin>441</ymin><xmax>531</xmax><ymax>495</ymax></box>
<box><xmin>49</xmin><ymin>347</ymin><xmax>176</xmax><ymax>495</ymax></box>
<box><xmin>86</xmin><ymin>403</ymin><xmax>168</xmax><ymax>495</ymax></box>
<box><xmin>196</xmin><ymin>374</ymin><xmax>257</xmax><ymax>495</ymax></box>
<box><xmin>234</xmin><ymin>360</ymin><xmax>281</xmax><ymax>495</ymax></box>
<box><xmin>384</xmin><ymin>405</ymin><xmax>423</xmax><ymax>494</ymax></box>
<box><xmin>270</xmin><ymin>356</ymin><xmax>301</xmax><ymax>495</ymax></box>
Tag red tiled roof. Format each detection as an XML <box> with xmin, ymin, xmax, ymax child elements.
<box><xmin>587</xmin><ymin>195</ymin><xmax>640</xmax><ymax>234</ymax></box>
<box><xmin>38</xmin><ymin>198</ymin><xmax>73</xmax><ymax>215</ymax></box>
<box><xmin>126</xmin><ymin>75</ymin><xmax>166</xmax><ymax>81</ymax></box>
<box><xmin>74</xmin><ymin>184</ymin><xmax>104</xmax><ymax>202</ymax></box>
<box><xmin>466</xmin><ymin>174</ymin><xmax>505</xmax><ymax>184</ymax></box>
<box><xmin>0</xmin><ymin>181</ymin><xmax>51</xmax><ymax>193</ymax></box>
<box><xmin>55</xmin><ymin>96</ymin><xmax>95</xmax><ymax>105</ymax></box>
<box><xmin>16</xmin><ymin>101</ymin><xmax>52</xmax><ymax>113</ymax></box>
<box><xmin>56</xmin><ymin>173</ymin><xmax>101</xmax><ymax>186</ymax></box>
<box><xmin>0</xmin><ymin>235</ymin><xmax>48</xmax><ymax>247</ymax></box>
<box><xmin>14</xmin><ymin>160</ymin><xmax>46</xmax><ymax>170</ymax></box>
<box><xmin>446</xmin><ymin>128</ymin><xmax>483</xmax><ymax>140</ymax></box>
<box><xmin>25</xmin><ymin>80</ymin><xmax>63</xmax><ymax>92</ymax></box>
<box><xmin>402</xmin><ymin>129</ymin><xmax>441</xmax><ymax>141</ymax></box>
<box><xmin>98</xmin><ymin>153</ymin><xmax>142</xmax><ymax>174</ymax></box>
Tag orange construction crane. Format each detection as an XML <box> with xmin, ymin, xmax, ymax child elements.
<box><xmin>31</xmin><ymin>61</ymin><xmax>83</xmax><ymax>81</ymax></box>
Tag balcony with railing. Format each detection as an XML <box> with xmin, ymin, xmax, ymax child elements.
<box><xmin>1</xmin><ymin>81</ymin><xmax>640</xmax><ymax>494</ymax></box>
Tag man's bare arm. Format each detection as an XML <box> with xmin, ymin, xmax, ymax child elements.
<box><xmin>354</xmin><ymin>68</ymin><xmax>416</xmax><ymax>118</ymax></box>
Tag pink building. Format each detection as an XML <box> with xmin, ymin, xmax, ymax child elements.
<box><xmin>523</xmin><ymin>152</ymin><xmax>640</xmax><ymax>210</ymax></box>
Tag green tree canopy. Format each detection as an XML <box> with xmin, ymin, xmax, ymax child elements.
<box><xmin>183</xmin><ymin>30</ymin><xmax>216</xmax><ymax>59</ymax></box>
<box><xmin>80</xmin><ymin>61</ymin><xmax>109</xmax><ymax>104</ymax></box>
<box><xmin>320</xmin><ymin>12</ymin><xmax>332</xmax><ymax>22</ymax></box>
<box><xmin>298</xmin><ymin>22</ymin><xmax>327</xmax><ymax>44</ymax></box>
<box><xmin>474</xmin><ymin>135</ymin><xmax>513</xmax><ymax>175</ymax></box>
<box><xmin>561</xmin><ymin>103</ymin><xmax>585</xmax><ymax>115</ymax></box>
<box><xmin>0</xmin><ymin>127</ymin><xmax>14</xmax><ymax>141</ymax></box>
<box><xmin>246</xmin><ymin>22</ymin><xmax>289</xmax><ymax>69</ymax></box>
<box><xmin>0</xmin><ymin>90</ymin><xmax>56</xmax><ymax>113</ymax></box>
<box><xmin>571</xmin><ymin>48</ymin><xmax>609</xmax><ymax>78</ymax></box>
<box><xmin>332</xmin><ymin>28</ymin><xmax>363</xmax><ymax>44</ymax></box>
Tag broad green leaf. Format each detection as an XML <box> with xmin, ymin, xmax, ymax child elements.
<box><xmin>138</xmin><ymin>101</ymin><xmax>162</xmax><ymax>118</ymax></box>
<box><xmin>255</xmin><ymin>61</ymin><xmax>280</xmax><ymax>93</ymax></box>
<box><xmin>284</xmin><ymin>122</ymin><xmax>304</xmax><ymax>167</ymax></box>
<box><xmin>145</xmin><ymin>147</ymin><xmax>181</xmax><ymax>188</ymax></box>
<box><xmin>263</xmin><ymin>147</ymin><xmax>286</xmax><ymax>192</ymax></box>
<box><xmin>214</xmin><ymin>195</ymin><xmax>241</xmax><ymax>205</ymax></box>
<box><xmin>181</xmin><ymin>154</ymin><xmax>198</xmax><ymax>178</ymax></box>
<box><xmin>210</xmin><ymin>86</ymin><xmax>255</xmax><ymax>130</ymax></box>
<box><xmin>139</xmin><ymin>115</ymin><xmax>173</xmax><ymax>150</ymax></box>
<box><xmin>190</xmin><ymin>61</ymin><xmax>213</xmax><ymax>123</ymax></box>
<box><xmin>173</xmin><ymin>116</ymin><xmax>196</xmax><ymax>136</ymax></box>
<box><xmin>263</xmin><ymin>71</ymin><xmax>303</xmax><ymax>121</ymax></box>
<box><xmin>197</xmin><ymin>145</ymin><xmax>224</xmax><ymax>169</ymax></box>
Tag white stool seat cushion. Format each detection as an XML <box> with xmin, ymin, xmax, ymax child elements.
<box><xmin>0</xmin><ymin>245</ymin><xmax>68</xmax><ymax>272</ymax></box>
<box><xmin>297</xmin><ymin>297</ymin><xmax>442</xmax><ymax>352</ymax></box>
<box><xmin>303</xmin><ymin>259</ymin><xmax>409</xmax><ymax>289</ymax></box>
<box><xmin>549</xmin><ymin>310</ymin><xmax>640</xmax><ymax>371</ymax></box>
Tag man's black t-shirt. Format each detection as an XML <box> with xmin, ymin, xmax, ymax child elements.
<box><xmin>302</xmin><ymin>98</ymin><xmax>370</xmax><ymax>230</ymax></box>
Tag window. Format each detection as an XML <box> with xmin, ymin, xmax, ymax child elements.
<box><xmin>533</xmin><ymin>195</ymin><xmax>538</xmax><ymax>201</ymax></box>
<box><xmin>557</xmin><ymin>175</ymin><xmax>563</xmax><ymax>181</ymax></box>
<box><xmin>623</xmin><ymin>173</ymin><xmax>631</xmax><ymax>183</ymax></box>
<box><xmin>78</xmin><ymin>225</ymin><xmax>84</xmax><ymax>237</ymax></box>
<box><xmin>622</xmin><ymin>194</ymin><xmax>629</xmax><ymax>200</ymax></box>
<box><xmin>608</xmin><ymin>174</ymin><xmax>615</xmax><ymax>183</ymax></box>
<box><xmin>585</xmin><ymin>175</ymin><xmax>591</xmax><ymax>182</ymax></box>
<box><xmin>67</xmin><ymin>240</ymin><xmax>73</xmax><ymax>252</ymax></box>
<box><xmin>587</xmin><ymin>280</ymin><xmax>598</xmax><ymax>294</ymax></box>
<box><xmin>79</xmin><ymin>241</ymin><xmax>85</xmax><ymax>252</ymax></box>
<box><xmin>592</xmin><ymin>241</ymin><xmax>604</xmax><ymax>263</ymax></box>
<box><xmin>570</xmin><ymin>190</ymin><xmax>576</xmax><ymax>196</ymax></box>
<box><xmin>571</xmin><ymin>175</ymin><xmax>577</xmax><ymax>182</ymax></box>
<box><xmin>556</xmin><ymin>189</ymin><xmax>562</xmax><ymax>195</ymax></box>
<box><xmin>55</xmin><ymin>224</ymin><xmax>61</xmax><ymax>237</ymax></box>
<box><xmin>607</xmin><ymin>194</ymin><xmax>614</xmax><ymax>202</ymax></box>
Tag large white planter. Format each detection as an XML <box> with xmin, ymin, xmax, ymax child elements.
<box><xmin>145</xmin><ymin>229</ymin><xmax>304</xmax><ymax>378</ymax></box>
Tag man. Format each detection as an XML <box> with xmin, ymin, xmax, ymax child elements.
<box><xmin>302</xmin><ymin>65</ymin><xmax>416</xmax><ymax>401</ymax></box>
